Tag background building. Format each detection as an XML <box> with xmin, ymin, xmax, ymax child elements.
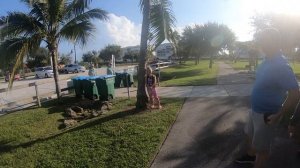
<box><xmin>120</xmin><ymin>43</ymin><xmax>175</xmax><ymax>61</ymax></box>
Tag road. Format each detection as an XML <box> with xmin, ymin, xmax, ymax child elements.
<box><xmin>0</xmin><ymin>66</ymin><xmax>136</xmax><ymax>112</ymax></box>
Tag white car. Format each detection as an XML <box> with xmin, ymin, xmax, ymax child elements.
<box><xmin>35</xmin><ymin>66</ymin><xmax>54</xmax><ymax>78</ymax></box>
<box><xmin>63</xmin><ymin>64</ymin><xmax>86</xmax><ymax>73</ymax></box>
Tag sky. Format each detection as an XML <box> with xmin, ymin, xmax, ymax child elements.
<box><xmin>1</xmin><ymin>0</ymin><xmax>300</xmax><ymax>61</ymax></box>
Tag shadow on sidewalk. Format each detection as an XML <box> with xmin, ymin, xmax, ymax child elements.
<box><xmin>153</xmin><ymin>97</ymin><xmax>300</xmax><ymax>168</ymax></box>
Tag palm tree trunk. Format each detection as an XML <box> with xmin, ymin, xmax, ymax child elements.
<box><xmin>49</xmin><ymin>44</ymin><xmax>61</xmax><ymax>98</ymax></box>
<box><xmin>136</xmin><ymin>0</ymin><xmax>150</xmax><ymax>109</ymax></box>
<box><xmin>209</xmin><ymin>55</ymin><xmax>213</xmax><ymax>68</ymax></box>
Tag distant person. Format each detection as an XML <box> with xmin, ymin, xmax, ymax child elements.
<box><xmin>106</xmin><ymin>63</ymin><xmax>114</xmax><ymax>75</ymax></box>
<box><xmin>235</xmin><ymin>28</ymin><xmax>300</xmax><ymax>168</ymax></box>
<box><xmin>5</xmin><ymin>71</ymin><xmax>10</xmax><ymax>82</ymax></box>
<box><xmin>88</xmin><ymin>64</ymin><xmax>96</xmax><ymax>76</ymax></box>
<box><xmin>146</xmin><ymin>66</ymin><xmax>162</xmax><ymax>109</ymax></box>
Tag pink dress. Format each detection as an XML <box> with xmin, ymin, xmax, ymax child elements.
<box><xmin>146</xmin><ymin>75</ymin><xmax>158</xmax><ymax>98</ymax></box>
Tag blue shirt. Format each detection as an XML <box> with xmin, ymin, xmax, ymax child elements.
<box><xmin>251</xmin><ymin>54</ymin><xmax>298</xmax><ymax>114</ymax></box>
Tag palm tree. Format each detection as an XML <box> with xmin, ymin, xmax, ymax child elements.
<box><xmin>0</xmin><ymin>0</ymin><xmax>108</xmax><ymax>98</ymax></box>
<box><xmin>136</xmin><ymin>0</ymin><xmax>176</xmax><ymax>109</ymax></box>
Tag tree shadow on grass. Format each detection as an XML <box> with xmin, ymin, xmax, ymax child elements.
<box><xmin>0</xmin><ymin>107</ymin><xmax>141</xmax><ymax>154</ymax></box>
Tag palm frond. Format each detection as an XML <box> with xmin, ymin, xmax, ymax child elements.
<box><xmin>21</xmin><ymin>0</ymin><xmax>44</xmax><ymax>6</ymax></box>
<box><xmin>149</xmin><ymin>0</ymin><xmax>176</xmax><ymax>48</ymax></box>
<box><xmin>8</xmin><ymin>43</ymin><xmax>28</xmax><ymax>89</ymax></box>
<box><xmin>0</xmin><ymin>16</ymin><xmax>6</xmax><ymax>25</ymax></box>
<box><xmin>29</xmin><ymin>2</ymin><xmax>48</xmax><ymax>24</ymax></box>
<box><xmin>63</xmin><ymin>8</ymin><xmax>108</xmax><ymax>26</ymax></box>
<box><xmin>59</xmin><ymin>20</ymin><xmax>94</xmax><ymax>46</ymax></box>
<box><xmin>47</xmin><ymin>0</ymin><xmax>65</xmax><ymax>25</ymax></box>
<box><xmin>0</xmin><ymin>38</ymin><xmax>27</xmax><ymax>89</ymax></box>
<box><xmin>65</xmin><ymin>0</ymin><xmax>93</xmax><ymax>17</ymax></box>
<box><xmin>0</xmin><ymin>35</ymin><xmax>41</xmax><ymax>88</ymax></box>
<box><xmin>139</xmin><ymin>0</ymin><xmax>148</xmax><ymax>13</ymax></box>
<box><xmin>59</xmin><ymin>8</ymin><xmax>108</xmax><ymax>45</ymax></box>
<box><xmin>0</xmin><ymin>12</ymin><xmax>45</xmax><ymax>38</ymax></box>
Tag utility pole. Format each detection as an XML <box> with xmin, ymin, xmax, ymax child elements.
<box><xmin>74</xmin><ymin>43</ymin><xmax>77</xmax><ymax>64</ymax></box>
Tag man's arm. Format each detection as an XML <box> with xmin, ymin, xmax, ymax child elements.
<box><xmin>290</xmin><ymin>89</ymin><xmax>300</xmax><ymax>126</ymax></box>
<box><xmin>268</xmin><ymin>89</ymin><xmax>300</xmax><ymax>124</ymax></box>
<box><xmin>281</xmin><ymin>89</ymin><xmax>300</xmax><ymax>115</ymax></box>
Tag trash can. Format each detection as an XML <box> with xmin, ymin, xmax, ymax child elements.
<box><xmin>67</xmin><ymin>79</ymin><xmax>74</xmax><ymax>94</ymax></box>
<box><xmin>82</xmin><ymin>77</ymin><xmax>99</xmax><ymax>100</ymax></box>
<box><xmin>95</xmin><ymin>75</ymin><xmax>115</xmax><ymax>101</ymax></box>
<box><xmin>114</xmin><ymin>73</ymin><xmax>123</xmax><ymax>88</ymax></box>
<box><xmin>122</xmin><ymin>73</ymin><xmax>134</xmax><ymax>87</ymax></box>
<box><xmin>72</xmin><ymin>76</ymin><xmax>89</xmax><ymax>98</ymax></box>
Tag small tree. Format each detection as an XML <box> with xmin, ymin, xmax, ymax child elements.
<box><xmin>59</xmin><ymin>54</ymin><xmax>72</xmax><ymax>65</ymax></box>
<box><xmin>26</xmin><ymin>47</ymin><xmax>50</xmax><ymax>69</ymax></box>
<box><xmin>99</xmin><ymin>44</ymin><xmax>121</xmax><ymax>62</ymax></box>
<box><xmin>123</xmin><ymin>51</ymin><xmax>139</xmax><ymax>63</ymax></box>
<box><xmin>83</xmin><ymin>50</ymin><xmax>101</xmax><ymax>67</ymax></box>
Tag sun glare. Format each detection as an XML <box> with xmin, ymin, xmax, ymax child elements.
<box><xmin>249</xmin><ymin>0</ymin><xmax>300</xmax><ymax>16</ymax></box>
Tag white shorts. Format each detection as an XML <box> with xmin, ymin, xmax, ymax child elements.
<box><xmin>245</xmin><ymin>111</ymin><xmax>278</xmax><ymax>151</ymax></box>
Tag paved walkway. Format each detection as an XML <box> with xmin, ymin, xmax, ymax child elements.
<box><xmin>150</xmin><ymin>62</ymin><xmax>300</xmax><ymax>168</ymax></box>
<box><xmin>115</xmin><ymin>62</ymin><xmax>254</xmax><ymax>98</ymax></box>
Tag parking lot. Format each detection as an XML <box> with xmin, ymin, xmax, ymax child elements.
<box><xmin>0</xmin><ymin>66</ymin><xmax>137</xmax><ymax>112</ymax></box>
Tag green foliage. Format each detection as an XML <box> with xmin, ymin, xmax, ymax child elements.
<box><xmin>99</xmin><ymin>44</ymin><xmax>121</xmax><ymax>61</ymax></box>
<box><xmin>59</xmin><ymin>54</ymin><xmax>72</xmax><ymax>65</ymax></box>
<box><xmin>82</xmin><ymin>50</ymin><xmax>101</xmax><ymax>66</ymax></box>
<box><xmin>160</xmin><ymin>60</ymin><xmax>218</xmax><ymax>86</ymax></box>
<box><xmin>0</xmin><ymin>97</ymin><xmax>183</xmax><ymax>167</ymax></box>
<box><xmin>123</xmin><ymin>51</ymin><xmax>139</xmax><ymax>62</ymax></box>
<box><xmin>149</xmin><ymin>0</ymin><xmax>176</xmax><ymax>49</ymax></box>
<box><xmin>0</xmin><ymin>0</ymin><xmax>108</xmax><ymax>91</ymax></box>
<box><xmin>179</xmin><ymin>23</ymin><xmax>236</xmax><ymax>65</ymax></box>
<box><xmin>27</xmin><ymin>47</ymin><xmax>50</xmax><ymax>69</ymax></box>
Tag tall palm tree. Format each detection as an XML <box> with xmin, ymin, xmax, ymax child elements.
<box><xmin>0</xmin><ymin>0</ymin><xmax>108</xmax><ymax>98</ymax></box>
<box><xmin>136</xmin><ymin>0</ymin><xmax>175</xmax><ymax>109</ymax></box>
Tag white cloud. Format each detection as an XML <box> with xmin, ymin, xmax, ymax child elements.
<box><xmin>83</xmin><ymin>13</ymin><xmax>141</xmax><ymax>51</ymax></box>
<box><xmin>105</xmin><ymin>14</ymin><xmax>141</xmax><ymax>47</ymax></box>
<box><xmin>58</xmin><ymin>13</ymin><xmax>141</xmax><ymax>61</ymax></box>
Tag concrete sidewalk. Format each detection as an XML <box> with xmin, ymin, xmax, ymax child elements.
<box><xmin>150</xmin><ymin>62</ymin><xmax>300</xmax><ymax>168</ymax></box>
<box><xmin>151</xmin><ymin>97</ymin><xmax>300</xmax><ymax>168</ymax></box>
<box><xmin>217</xmin><ymin>62</ymin><xmax>254</xmax><ymax>85</ymax></box>
<box><xmin>115</xmin><ymin>84</ymin><xmax>253</xmax><ymax>98</ymax></box>
<box><xmin>115</xmin><ymin>62</ymin><xmax>254</xmax><ymax>98</ymax></box>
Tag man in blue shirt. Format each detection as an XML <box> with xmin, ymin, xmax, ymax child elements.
<box><xmin>236</xmin><ymin>28</ymin><xmax>300</xmax><ymax>168</ymax></box>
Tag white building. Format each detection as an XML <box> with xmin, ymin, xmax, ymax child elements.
<box><xmin>155</xmin><ymin>43</ymin><xmax>174</xmax><ymax>60</ymax></box>
<box><xmin>120</xmin><ymin>43</ymin><xmax>175</xmax><ymax>61</ymax></box>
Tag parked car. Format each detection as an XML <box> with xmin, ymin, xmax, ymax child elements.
<box><xmin>63</xmin><ymin>64</ymin><xmax>86</xmax><ymax>73</ymax></box>
<box><xmin>35</xmin><ymin>66</ymin><xmax>54</xmax><ymax>78</ymax></box>
<box><xmin>5</xmin><ymin>72</ymin><xmax>21</xmax><ymax>82</ymax></box>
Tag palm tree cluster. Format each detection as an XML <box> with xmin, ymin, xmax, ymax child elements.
<box><xmin>0</xmin><ymin>0</ymin><xmax>108</xmax><ymax>98</ymax></box>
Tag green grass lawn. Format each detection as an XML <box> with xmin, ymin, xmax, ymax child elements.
<box><xmin>159</xmin><ymin>60</ymin><xmax>218</xmax><ymax>86</ymax></box>
<box><xmin>290</xmin><ymin>62</ymin><xmax>300</xmax><ymax>78</ymax></box>
<box><xmin>227</xmin><ymin>61</ymin><xmax>249</xmax><ymax>71</ymax></box>
<box><xmin>0</xmin><ymin>97</ymin><xmax>183</xmax><ymax>168</ymax></box>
